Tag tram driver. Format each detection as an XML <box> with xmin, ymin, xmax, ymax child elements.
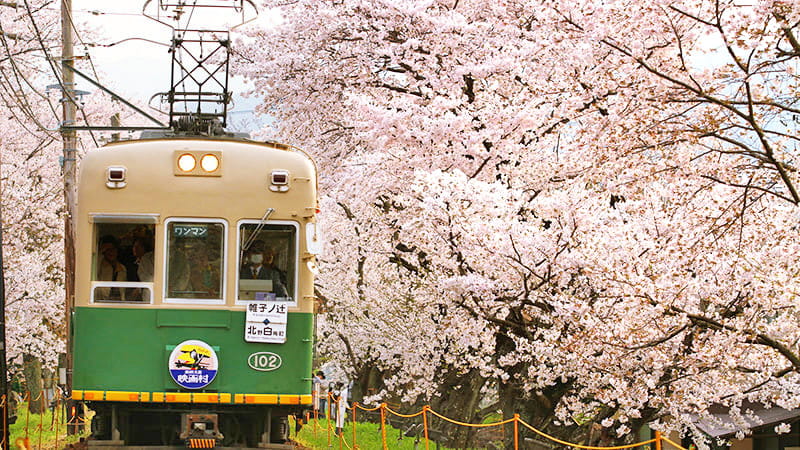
<box><xmin>240</xmin><ymin>239</ymin><xmax>288</xmax><ymax>298</ymax></box>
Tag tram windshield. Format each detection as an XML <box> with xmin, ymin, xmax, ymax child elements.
<box><xmin>166</xmin><ymin>220</ymin><xmax>225</xmax><ymax>301</ymax></box>
<box><xmin>238</xmin><ymin>223</ymin><xmax>296</xmax><ymax>302</ymax></box>
<box><xmin>92</xmin><ymin>223</ymin><xmax>155</xmax><ymax>303</ymax></box>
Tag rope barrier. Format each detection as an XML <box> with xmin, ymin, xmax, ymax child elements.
<box><xmin>7</xmin><ymin>388</ymin><xmax>94</xmax><ymax>450</ymax></box>
<box><xmin>54</xmin><ymin>394</ymin><xmax>61</xmax><ymax>450</ymax></box>
<box><xmin>327</xmin><ymin>393</ymin><xmax>332</xmax><ymax>448</ymax></box>
<box><xmin>379</xmin><ymin>404</ymin><xmax>388</xmax><ymax>450</ymax></box>
<box><xmin>7</xmin><ymin>384</ymin><xmax>691</xmax><ymax>450</ymax></box>
<box><xmin>422</xmin><ymin>405</ymin><xmax>430</xmax><ymax>450</ymax></box>
<box><xmin>1</xmin><ymin>395</ymin><xmax>6</xmax><ymax>450</ymax></box>
<box><xmin>37</xmin><ymin>385</ymin><xmax>46</xmax><ymax>449</ymax></box>
<box><xmin>353</xmin><ymin>403</ymin><xmax>382</xmax><ymax>412</ymax></box>
<box><xmin>427</xmin><ymin>407</ymin><xmax>516</xmax><ymax>428</ymax></box>
<box><xmin>322</xmin><ymin>401</ymin><xmax>687</xmax><ymax>450</ymax></box>
<box><xmin>383</xmin><ymin>405</ymin><xmax>424</xmax><ymax>419</ymax></box>
<box><xmin>352</xmin><ymin>402</ymin><xmax>358</xmax><ymax>449</ymax></box>
<box><xmin>8</xmin><ymin>384</ymin><xmax>688</xmax><ymax>450</ymax></box>
<box><xmin>661</xmin><ymin>434</ymin><xmax>688</xmax><ymax>450</ymax></box>
<box><xmin>518</xmin><ymin>418</ymin><xmax>661</xmax><ymax>450</ymax></box>
<box><xmin>24</xmin><ymin>392</ymin><xmax>30</xmax><ymax>442</ymax></box>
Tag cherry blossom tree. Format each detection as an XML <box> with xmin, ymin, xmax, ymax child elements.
<box><xmin>0</xmin><ymin>0</ymin><xmax>118</xmax><ymax>399</ymax></box>
<box><xmin>239</xmin><ymin>0</ymin><xmax>800</xmax><ymax>446</ymax></box>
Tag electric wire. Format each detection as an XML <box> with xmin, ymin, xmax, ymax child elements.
<box><xmin>182</xmin><ymin>0</ymin><xmax>198</xmax><ymax>31</ymax></box>
<box><xmin>61</xmin><ymin>2</ymin><xmax>103</xmax><ymax>146</ymax></box>
<box><xmin>96</xmin><ymin>37</ymin><xmax>170</xmax><ymax>48</ymax></box>
<box><xmin>22</xmin><ymin>0</ymin><xmax>99</xmax><ymax>146</ymax></box>
<box><xmin>62</xmin><ymin>2</ymin><xmax>99</xmax><ymax>81</ymax></box>
<box><xmin>46</xmin><ymin>7</ymin><xmax>143</xmax><ymax>17</ymax></box>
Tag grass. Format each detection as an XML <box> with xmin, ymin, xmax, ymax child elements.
<box><xmin>9</xmin><ymin>403</ymin><xmax>91</xmax><ymax>449</ymax></box>
<box><xmin>292</xmin><ymin>416</ymin><xmax>467</xmax><ymax>450</ymax></box>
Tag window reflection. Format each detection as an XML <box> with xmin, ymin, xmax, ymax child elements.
<box><xmin>166</xmin><ymin>221</ymin><xmax>224</xmax><ymax>300</ymax></box>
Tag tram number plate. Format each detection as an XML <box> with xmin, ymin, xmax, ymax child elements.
<box><xmin>245</xmin><ymin>301</ymin><xmax>290</xmax><ymax>344</ymax></box>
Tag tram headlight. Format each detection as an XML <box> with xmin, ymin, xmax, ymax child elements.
<box><xmin>201</xmin><ymin>154</ymin><xmax>219</xmax><ymax>172</ymax></box>
<box><xmin>178</xmin><ymin>153</ymin><xmax>196</xmax><ymax>172</ymax></box>
<box><xmin>174</xmin><ymin>150</ymin><xmax>222</xmax><ymax>177</ymax></box>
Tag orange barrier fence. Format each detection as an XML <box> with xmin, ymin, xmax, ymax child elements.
<box><xmin>315</xmin><ymin>392</ymin><xmax>687</xmax><ymax>450</ymax></box>
<box><xmin>0</xmin><ymin>390</ymin><xmax>87</xmax><ymax>450</ymax></box>
<box><xmin>0</xmin><ymin>389</ymin><xmax>687</xmax><ymax>450</ymax></box>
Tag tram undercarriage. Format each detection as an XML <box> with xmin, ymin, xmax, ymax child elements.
<box><xmin>88</xmin><ymin>402</ymin><xmax>294</xmax><ymax>448</ymax></box>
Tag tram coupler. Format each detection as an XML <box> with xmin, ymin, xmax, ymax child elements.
<box><xmin>180</xmin><ymin>413</ymin><xmax>223</xmax><ymax>448</ymax></box>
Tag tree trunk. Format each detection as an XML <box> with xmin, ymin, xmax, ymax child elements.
<box><xmin>23</xmin><ymin>354</ymin><xmax>43</xmax><ymax>414</ymax></box>
<box><xmin>427</xmin><ymin>368</ymin><xmax>487</xmax><ymax>448</ymax></box>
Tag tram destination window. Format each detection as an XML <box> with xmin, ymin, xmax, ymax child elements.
<box><xmin>238</xmin><ymin>223</ymin><xmax>296</xmax><ymax>303</ymax></box>
<box><xmin>92</xmin><ymin>222</ymin><xmax>155</xmax><ymax>303</ymax></box>
<box><xmin>166</xmin><ymin>220</ymin><xmax>225</xmax><ymax>301</ymax></box>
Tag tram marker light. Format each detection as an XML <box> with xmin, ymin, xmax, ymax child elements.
<box><xmin>269</xmin><ymin>170</ymin><xmax>290</xmax><ymax>192</ymax></box>
<box><xmin>271</xmin><ymin>170</ymin><xmax>288</xmax><ymax>184</ymax></box>
<box><xmin>200</xmin><ymin>154</ymin><xmax>220</xmax><ymax>173</ymax></box>
<box><xmin>178</xmin><ymin>153</ymin><xmax>197</xmax><ymax>172</ymax></box>
<box><xmin>106</xmin><ymin>166</ymin><xmax>126</xmax><ymax>189</ymax></box>
<box><xmin>174</xmin><ymin>150</ymin><xmax>223</xmax><ymax>177</ymax></box>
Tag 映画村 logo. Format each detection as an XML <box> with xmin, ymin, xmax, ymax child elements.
<box><xmin>168</xmin><ymin>339</ymin><xmax>219</xmax><ymax>390</ymax></box>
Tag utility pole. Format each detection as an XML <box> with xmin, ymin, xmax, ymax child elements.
<box><xmin>60</xmin><ymin>0</ymin><xmax>79</xmax><ymax>435</ymax></box>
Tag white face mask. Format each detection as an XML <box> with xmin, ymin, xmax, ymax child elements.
<box><xmin>250</xmin><ymin>254</ymin><xmax>264</xmax><ymax>264</ymax></box>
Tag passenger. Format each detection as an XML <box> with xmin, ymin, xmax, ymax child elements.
<box><xmin>168</xmin><ymin>239</ymin><xmax>191</xmax><ymax>297</ymax></box>
<box><xmin>186</xmin><ymin>242</ymin><xmax>220</xmax><ymax>298</ymax></box>
<box><xmin>133</xmin><ymin>236</ymin><xmax>155</xmax><ymax>283</ymax></box>
<box><xmin>122</xmin><ymin>225</ymin><xmax>154</xmax><ymax>282</ymax></box>
<box><xmin>96</xmin><ymin>235</ymin><xmax>127</xmax><ymax>300</ymax></box>
<box><xmin>130</xmin><ymin>236</ymin><xmax>155</xmax><ymax>301</ymax></box>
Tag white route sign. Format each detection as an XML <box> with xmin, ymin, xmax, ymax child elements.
<box><xmin>245</xmin><ymin>301</ymin><xmax>290</xmax><ymax>344</ymax></box>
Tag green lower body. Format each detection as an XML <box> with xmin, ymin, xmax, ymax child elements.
<box><xmin>71</xmin><ymin>307</ymin><xmax>314</xmax><ymax>445</ymax></box>
<box><xmin>73</xmin><ymin>307</ymin><xmax>313</xmax><ymax>394</ymax></box>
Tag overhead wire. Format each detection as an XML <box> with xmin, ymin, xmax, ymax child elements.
<box><xmin>95</xmin><ymin>37</ymin><xmax>170</xmax><ymax>48</ymax></box>
<box><xmin>60</xmin><ymin>1</ymin><xmax>102</xmax><ymax>147</ymax></box>
<box><xmin>22</xmin><ymin>0</ymin><xmax>100</xmax><ymax>146</ymax></box>
<box><xmin>47</xmin><ymin>7</ymin><xmax>143</xmax><ymax>17</ymax></box>
<box><xmin>46</xmin><ymin>5</ymin><xmax>172</xmax><ymax>138</ymax></box>
<box><xmin>182</xmin><ymin>0</ymin><xmax>198</xmax><ymax>30</ymax></box>
<box><xmin>62</xmin><ymin>2</ymin><xmax>99</xmax><ymax>80</ymax></box>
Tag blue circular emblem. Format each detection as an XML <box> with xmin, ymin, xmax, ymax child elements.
<box><xmin>168</xmin><ymin>340</ymin><xmax>218</xmax><ymax>390</ymax></box>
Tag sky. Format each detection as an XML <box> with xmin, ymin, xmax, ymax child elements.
<box><xmin>70</xmin><ymin>0</ymin><xmax>277</xmax><ymax>131</ymax></box>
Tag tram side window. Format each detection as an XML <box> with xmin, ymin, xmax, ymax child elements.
<box><xmin>166</xmin><ymin>221</ymin><xmax>225</xmax><ymax>300</ymax></box>
<box><xmin>92</xmin><ymin>223</ymin><xmax>155</xmax><ymax>302</ymax></box>
<box><xmin>238</xmin><ymin>223</ymin><xmax>296</xmax><ymax>302</ymax></box>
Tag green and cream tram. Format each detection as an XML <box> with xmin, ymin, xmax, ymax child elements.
<box><xmin>71</xmin><ymin>135</ymin><xmax>319</xmax><ymax>447</ymax></box>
